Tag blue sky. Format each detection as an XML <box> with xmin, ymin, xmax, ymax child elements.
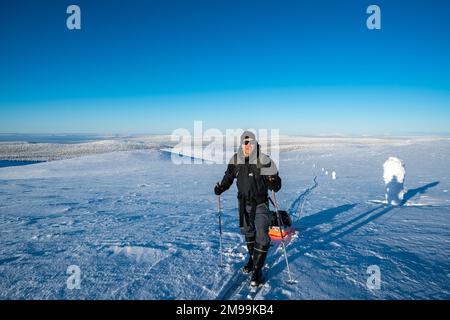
<box><xmin>1</xmin><ymin>0</ymin><xmax>449</xmax><ymax>135</ymax></box>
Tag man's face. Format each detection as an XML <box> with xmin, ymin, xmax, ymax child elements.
<box><xmin>242</xmin><ymin>141</ymin><xmax>254</xmax><ymax>156</ymax></box>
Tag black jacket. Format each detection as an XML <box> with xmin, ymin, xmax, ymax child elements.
<box><xmin>219</xmin><ymin>145</ymin><xmax>281</xmax><ymax>226</ymax></box>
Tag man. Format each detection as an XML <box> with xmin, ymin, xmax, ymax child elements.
<box><xmin>214</xmin><ymin>131</ymin><xmax>281</xmax><ymax>287</ymax></box>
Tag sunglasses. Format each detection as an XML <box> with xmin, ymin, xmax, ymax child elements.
<box><xmin>242</xmin><ymin>140</ymin><xmax>255</xmax><ymax>145</ymax></box>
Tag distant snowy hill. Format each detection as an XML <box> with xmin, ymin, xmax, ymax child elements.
<box><xmin>1</xmin><ymin>134</ymin><xmax>445</xmax><ymax>162</ymax></box>
<box><xmin>0</xmin><ymin>135</ymin><xmax>173</xmax><ymax>161</ymax></box>
<box><xmin>0</xmin><ymin>137</ymin><xmax>449</xmax><ymax>299</ymax></box>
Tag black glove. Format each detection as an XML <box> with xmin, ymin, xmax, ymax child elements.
<box><xmin>214</xmin><ymin>182</ymin><xmax>226</xmax><ymax>195</ymax></box>
<box><xmin>267</xmin><ymin>175</ymin><xmax>281</xmax><ymax>192</ymax></box>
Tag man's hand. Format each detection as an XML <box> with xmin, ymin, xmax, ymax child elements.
<box><xmin>267</xmin><ymin>175</ymin><xmax>281</xmax><ymax>192</ymax></box>
<box><xmin>214</xmin><ymin>182</ymin><xmax>226</xmax><ymax>195</ymax></box>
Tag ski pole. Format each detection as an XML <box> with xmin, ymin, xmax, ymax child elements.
<box><xmin>218</xmin><ymin>195</ymin><xmax>224</xmax><ymax>267</ymax></box>
<box><xmin>272</xmin><ymin>191</ymin><xmax>294</xmax><ymax>283</ymax></box>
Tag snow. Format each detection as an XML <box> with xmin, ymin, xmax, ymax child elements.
<box><xmin>0</xmin><ymin>137</ymin><xmax>449</xmax><ymax>299</ymax></box>
<box><xmin>1</xmin><ymin>135</ymin><xmax>444</xmax><ymax>162</ymax></box>
<box><xmin>383</xmin><ymin>157</ymin><xmax>406</xmax><ymax>206</ymax></box>
<box><xmin>383</xmin><ymin>157</ymin><xmax>405</xmax><ymax>184</ymax></box>
<box><xmin>0</xmin><ymin>135</ymin><xmax>172</xmax><ymax>161</ymax></box>
<box><xmin>332</xmin><ymin>171</ymin><xmax>336</xmax><ymax>180</ymax></box>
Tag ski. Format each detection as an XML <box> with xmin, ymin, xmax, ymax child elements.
<box><xmin>240</xmin><ymin>232</ymin><xmax>296</xmax><ymax>300</ymax></box>
<box><xmin>216</xmin><ymin>264</ymin><xmax>250</xmax><ymax>300</ymax></box>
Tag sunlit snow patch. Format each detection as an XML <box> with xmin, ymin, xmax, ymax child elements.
<box><xmin>110</xmin><ymin>245</ymin><xmax>172</xmax><ymax>267</ymax></box>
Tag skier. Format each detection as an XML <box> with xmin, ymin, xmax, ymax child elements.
<box><xmin>214</xmin><ymin>131</ymin><xmax>281</xmax><ymax>287</ymax></box>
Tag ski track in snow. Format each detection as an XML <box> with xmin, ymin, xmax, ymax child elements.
<box><xmin>288</xmin><ymin>176</ymin><xmax>319</xmax><ymax>218</ymax></box>
<box><xmin>0</xmin><ymin>139</ymin><xmax>450</xmax><ymax>299</ymax></box>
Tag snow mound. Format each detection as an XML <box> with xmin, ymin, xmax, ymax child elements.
<box><xmin>383</xmin><ymin>157</ymin><xmax>405</xmax><ymax>184</ymax></box>
<box><xmin>110</xmin><ymin>246</ymin><xmax>170</xmax><ymax>265</ymax></box>
<box><xmin>383</xmin><ymin>157</ymin><xmax>406</xmax><ymax>206</ymax></box>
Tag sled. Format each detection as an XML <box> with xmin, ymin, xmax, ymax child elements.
<box><xmin>268</xmin><ymin>226</ymin><xmax>294</xmax><ymax>239</ymax></box>
<box><xmin>268</xmin><ymin>210</ymin><xmax>294</xmax><ymax>240</ymax></box>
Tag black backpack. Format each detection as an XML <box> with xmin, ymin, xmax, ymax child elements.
<box><xmin>270</xmin><ymin>210</ymin><xmax>292</xmax><ymax>227</ymax></box>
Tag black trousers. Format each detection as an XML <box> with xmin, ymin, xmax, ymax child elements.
<box><xmin>240</xmin><ymin>203</ymin><xmax>271</xmax><ymax>248</ymax></box>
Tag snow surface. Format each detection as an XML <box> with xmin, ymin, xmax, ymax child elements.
<box><xmin>0</xmin><ymin>137</ymin><xmax>449</xmax><ymax>299</ymax></box>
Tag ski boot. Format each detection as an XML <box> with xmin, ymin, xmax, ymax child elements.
<box><xmin>250</xmin><ymin>244</ymin><xmax>268</xmax><ymax>287</ymax></box>
<box><xmin>242</xmin><ymin>237</ymin><xmax>255</xmax><ymax>274</ymax></box>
